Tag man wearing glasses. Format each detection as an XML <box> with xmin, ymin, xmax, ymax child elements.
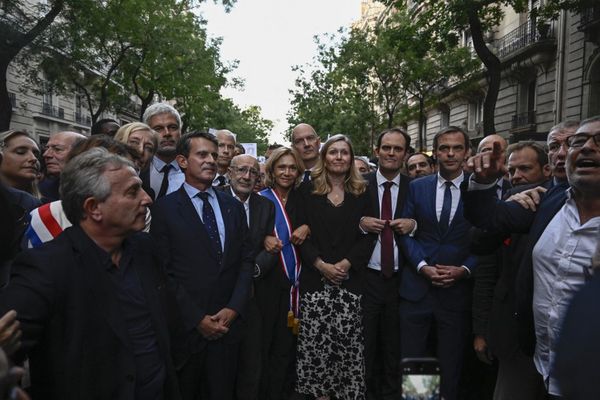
<box><xmin>291</xmin><ymin>123</ymin><xmax>320</xmax><ymax>182</ymax></box>
<box><xmin>463</xmin><ymin>116</ymin><xmax>600</xmax><ymax>399</ymax></box>
<box><xmin>142</xmin><ymin>102</ymin><xmax>184</xmax><ymax>199</ymax></box>
<box><xmin>223</xmin><ymin>154</ymin><xmax>275</xmax><ymax>400</ymax></box>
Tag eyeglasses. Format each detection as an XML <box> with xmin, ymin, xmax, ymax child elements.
<box><xmin>566</xmin><ymin>132</ymin><xmax>600</xmax><ymax>148</ymax></box>
<box><xmin>231</xmin><ymin>166</ymin><xmax>259</xmax><ymax>177</ymax></box>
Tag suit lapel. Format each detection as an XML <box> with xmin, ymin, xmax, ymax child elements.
<box><xmin>394</xmin><ymin>174</ymin><xmax>410</xmax><ymax>219</ymax></box>
<box><xmin>216</xmin><ymin>191</ymin><xmax>234</xmax><ymax>266</ymax></box>
<box><xmin>175</xmin><ymin>187</ymin><xmax>218</xmax><ymax>260</ymax></box>
<box><xmin>367</xmin><ymin>173</ymin><xmax>380</xmax><ymax>218</ymax></box>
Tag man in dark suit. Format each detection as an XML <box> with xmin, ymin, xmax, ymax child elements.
<box><xmin>471</xmin><ymin>141</ymin><xmax>552</xmax><ymax>400</ymax></box>
<box><xmin>141</xmin><ymin>103</ymin><xmax>185</xmax><ymax>200</ymax></box>
<box><xmin>359</xmin><ymin>128</ymin><xmax>414</xmax><ymax>400</ymax></box>
<box><xmin>150</xmin><ymin>131</ymin><xmax>254</xmax><ymax>400</ymax></box>
<box><xmin>219</xmin><ymin>154</ymin><xmax>275</xmax><ymax>400</ymax></box>
<box><xmin>463</xmin><ymin>116</ymin><xmax>600</xmax><ymax>398</ymax></box>
<box><xmin>399</xmin><ymin>126</ymin><xmax>477</xmax><ymax>400</ymax></box>
<box><xmin>0</xmin><ymin>148</ymin><xmax>184</xmax><ymax>400</ymax></box>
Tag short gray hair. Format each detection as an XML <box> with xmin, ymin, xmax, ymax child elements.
<box><xmin>142</xmin><ymin>103</ymin><xmax>182</xmax><ymax>129</ymax></box>
<box><xmin>60</xmin><ymin>148</ymin><xmax>134</xmax><ymax>223</ymax></box>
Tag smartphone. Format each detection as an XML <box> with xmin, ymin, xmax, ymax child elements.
<box><xmin>400</xmin><ymin>357</ymin><xmax>441</xmax><ymax>400</ymax></box>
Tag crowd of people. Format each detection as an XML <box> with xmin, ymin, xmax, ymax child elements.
<box><xmin>0</xmin><ymin>102</ymin><xmax>598</xmax><ymax>400</ymax></box>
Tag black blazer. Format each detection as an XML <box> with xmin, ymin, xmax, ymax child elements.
<box><xmin>150</xmin><ymin>186</ymin><xmax>254</xmax><ymax>351</ymax></box>
<box><xmin>140</xmin><ymin>167</ymin><xmax>156</xmax><ymax>200</ymax></box>
<box><xmin>0</xmin><ymin>226</ymin><xmax>182</xmax><ymax>400</ymax></box>
<box><xmin>462</xmin><ymin>181</ymin><xmax>569</xmax><ymax>355</ymax></box>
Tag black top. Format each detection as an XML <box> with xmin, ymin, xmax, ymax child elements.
<box><xmin>299</xmin><ymin>183</ymin><xmax>376</xmax><ymax>294</ymax></box>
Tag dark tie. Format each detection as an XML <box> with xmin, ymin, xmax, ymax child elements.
<box><xmin>439</xmin><ymin>181</ymin><xmax>453</xmax><ymax>234</ymax></box>
<box><xmin>303</xmin><ymin>170</ymin><xmax>311</xmax><ymax>183</ymax></box>
<box><xmin>157</xmin><ymin>164</ymin><xmax>172</xmax><ymax>199</ymax></box>
<box><xmin>380</xmin><ymin>181</ymin><xmax>394</xmax><ymax>278</ymax></box>
<box><xmin>197</xmin><ymin>192</ymin><xmax>223</xmax><ymax>263</ymax></box>
<box><xmin>215</xmin><ymin>175</ymin><xmax>227</xmax><ymax>187</ymax></box>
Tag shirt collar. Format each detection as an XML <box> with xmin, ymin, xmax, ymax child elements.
<box><xmin>152</xmin><ymin>156</ymin><xmax>181</xmax><ymax>173</ymax></box>
<box><xmin>183</xmin><ymin>182</ymin><xmax>216</xmax><ymax>200</ymax></box>
<box><xmin>437</xmin><ymin>172</ymin><xmax>464</xmax><ymax>189</ymax></box>
<box><xmin>230</xmin><ymin>187</ymin><xmax>250</xmax><ymax>206</ymax></box>
<box><xmin>376</xmin><ymin>169</ymin><xmax>401</xmax><ymax>186</ymax></box>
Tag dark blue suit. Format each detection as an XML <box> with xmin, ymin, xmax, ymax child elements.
<box><xmin>150</xmin><ymin>186</ymin><xmax>254</xmax><ymax>400</ymax></box>
<box><xmin>399</xmin><ymin>173</ymin><xmax>476</xmax><ymax>400</ymax></box>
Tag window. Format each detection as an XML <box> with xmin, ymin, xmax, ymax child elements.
<box><xmin>468</xmin><ymin>99</ymin><xmax>483</xmax><ymax>131</ymax></box>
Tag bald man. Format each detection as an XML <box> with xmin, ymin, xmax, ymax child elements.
<box><xmin>214</xmin><ymin>129</ymin><xmax>236</xmax><ymax>187</ymax></box>
<box><xmin>40</xmin><ymin>131</ymin><xmax>86</xmax><ymax>201</ymax></box>
<box><xmin>291</xmin><ymin>123</ymin><xmax>320</xmax><ymax>182</ymax></box>
<box><xmin>221</xmin><ymin>154</ymin><xmax>275</xmax><ymax>400</ymax></box>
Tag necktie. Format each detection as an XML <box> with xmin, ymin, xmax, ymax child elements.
<box><xmin>215</xmin><ymin>175</ymin><xmax>227</xmax><ymax>187</ymax></box>
<box><xmin>197</xmin><ymin>192</ymin><xmax>223</xmax><ymax>263</ymax></box>
<box><xmin>439</xmin><ymin>181</ymin><xmax>453</xmax><ymax>234</ymax></box>
<box><xmin>157</xmin><ymin>164</ymin><xmax>172</xmax><ymax>199</ymax></box>
<box><xmin>380</xmin><ymin>181</ymin><xmax>394</xmax><ymax>278</ymax></box>
<box><xmin>303</xmin><ymin>170</ymin><xmax>311</xmax><ymax>183</ymax></box>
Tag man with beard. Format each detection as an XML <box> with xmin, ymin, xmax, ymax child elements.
<box><xmin>142</xmin><ymin>103</ymin><xmax>184</xmax><ymax>200</ymax></box>
<box><xmin>463</xmin><ymin>116</ymin><xmax>600</xmax><ymax>398</ymax></box>
<box><xmin>406</xmin><ymin>152</ymin><xmax>435</xmax><ymax>179</ymax></box>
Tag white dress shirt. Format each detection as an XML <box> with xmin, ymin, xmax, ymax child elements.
<box><xmin>230</xmin><ymin>188</ymin><xmax>250</xmax><ymax>227</ymax></box>
<box><xmin>149</xmin><ymin>157</ymin><xmax>184</xmax><ymax>197</ymax></box>
<box><xmin>368</xmin><ymin>170</ymin><xmax>402</xmax><ymax>272</ymax></box>
<box><xmin>417</xmin><ymin>172</ymin><xmax>467</xmax><ymax>272</ymax></box>
<box><xmin>531</xmin><ymin>190</ymin><xmax>600</xmax><ymax>396</ymax></box>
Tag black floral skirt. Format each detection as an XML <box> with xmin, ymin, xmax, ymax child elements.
<box><xmin>296</xmin><ymin>283</ymin><xmax>365</xmax><ymax>400</ymax></box>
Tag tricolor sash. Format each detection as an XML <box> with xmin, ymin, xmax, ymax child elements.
<box><xmin>259</xmin><ymin>188</ymin><xmax>302</xmax><ymax>328</ymax></box>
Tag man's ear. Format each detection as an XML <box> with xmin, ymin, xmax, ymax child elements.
<box><xmin>176</xmin><ymin>154</ymin><xmax>187</xmax><ymax>170</ymax></box>
<box><xmin>82</xmin><ymin>197</ymin><xmax>102</xmax><ymax>222</ymax></box>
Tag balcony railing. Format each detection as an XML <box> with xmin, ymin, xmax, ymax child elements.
<box><xmin>579</xmin><ymin>6</ymin><xmax>600</xmax><ymax>30</ymax></box>
<box><xmin>75</xmin><ymin>111</ymin><xmax>91</xmax><ymax>126</ymax></box>
<box><xmin>41</xmin><ymin>103</ymin><xmax>65</xmax><ymax>119</ymax></box>
<box><xmin>511</xmin><ymin>110</ymin><xmax>536</xmax><ymax>129</ymax></box>
<box><xmin>8</xmin><ymin>92</ymin><xmax>16</xmax><ymax>108</ymax></box>
<box><xmin>496</xmin><ymin>20</ymin><xmax>545</xmax><ymax>59</ymax></box>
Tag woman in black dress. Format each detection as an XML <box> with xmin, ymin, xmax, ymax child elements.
<box><xmin>296</xmin><ymin>134</ymin><xmax>376</xmax><ymax>400</ymax></box>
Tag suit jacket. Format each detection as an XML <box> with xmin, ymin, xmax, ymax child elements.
<box><xmin>365</xmin><ymin>171</ymin><xmax>411</xmax><ymax>260</ymax></box>
<box><xmin>140</xmin><ymin>167</ymin><xmax>156</xmax><ymax>200</ymax></box>
<box><xmin>150</xmin><ymin>186</ymin><xmax>254</xmax><ymax>352</ymax></box>
<box><xmin>399</xmin><ymin>173</ymin><xmax>477</xmax><ymax>309</ymax></box>
<box><xmin>0</xmin><ymin>226</ymin><xmax>182</xmax><ymax>400</ymax></box>
<box><xmin>471</xmin><ymin>180</ymin><xmax>551</xmax><ymax>357</ymax></box>
<box><xmin>462</xmin><ymin>180</ymin><xmax>569</xmax><ymax>356</ymax></box>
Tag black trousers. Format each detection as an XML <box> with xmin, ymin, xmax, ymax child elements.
<box><xmin>235</xmin><ymin>298</ymin><xmax>262</xmax><ymax>400</ymax></box>
<box><xmin>362</xmin><ymin>268</ymin><xmax>400</xmax><ymax>400</ymax></box>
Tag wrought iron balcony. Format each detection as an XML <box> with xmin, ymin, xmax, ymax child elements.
<box><xmin>75</xmin><ymin>111</ymin><xmax>91</xmax><ymax>126</ymax></box>
<box><xmin>511</xmin><ymin>110</ymin><xmax>536</xmax><ymax>130</ymax></box>
<box><xmin>579</xmin><ymin>6</ymin><xmax>600</xmax><ymax>30</ymax></box>
<box><xmin>41</xmin><ymin>103</ymin><xmax>65</xmax><ymax>119</ymax></box>
<box><xmin>495</xmin><ymin>20</ymin><xmax>552</xmax><ymax>59</ymax></box>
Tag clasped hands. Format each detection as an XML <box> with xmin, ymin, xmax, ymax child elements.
<box><xmin>420</xmin><ymin>264</ymin><xmax>466</xmax><ymax>288</ymax></box>
<box><xmin>360</xmin><ymin>217</ymin><xmax>415</xmax><ymax>235</ymax></box>
<box><xmin>264</xmin><ymin>224</ymin><xmax>310</xmax><ymax>254</ymax></box>
<box><xmin>196</xmin><ymin>307</ymin><xmax>237</xmax><ymax>341</ymax></box>
<box><xmin>315</xmin><ymin>258</ymin><xmax>350</xmax><ymax>286</ymax></box>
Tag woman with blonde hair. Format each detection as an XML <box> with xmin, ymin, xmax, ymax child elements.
<box><xmin>114</xmin><ymin>122</ymin><xmax>157</xmax><ymax>172</ymax></box>
<box><xmin>0</xmin><ymin>130</ymin><xmax>41</xmax><ymax>198</ymax></box>
<box><xmin>258</xmin><ymin>146</ymin><xmax>309</xmax><ymax>399</ymax></box>
<box><xmin>296</xmin><ymin>134</ymin><xmax>376</xmax><ymax>400</ymax></box>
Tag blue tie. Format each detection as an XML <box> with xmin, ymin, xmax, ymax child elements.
<box><xmin>303</xmin><ymin>170</ymin><xmax>311</xmax><ymax>183</ymax></box>
<box><xmin>439</xmin><ymin>181</ymin><xmax>453</xmax><ymax>234</ymax></box>
<box><xmin>197</xmin><ymin>192</ymin><xmax>223</xmax><ymax>263</ymax></box>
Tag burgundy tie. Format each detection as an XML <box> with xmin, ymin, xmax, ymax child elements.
<box><xmin>380</xmin><ymin>181</ymin><xmax>394</xmax><ymax>277</ymax></box>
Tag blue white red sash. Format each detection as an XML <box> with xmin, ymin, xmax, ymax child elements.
<box><xmin>259</xmin><ymin>188</ymin><xmax>302</xmax><ymax>317</ymax></box>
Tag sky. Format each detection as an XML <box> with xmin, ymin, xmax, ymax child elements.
<box><xmin>198</xmin><ymin>0</ymin><xmax>363</xmax><ymax>144</ymax></box>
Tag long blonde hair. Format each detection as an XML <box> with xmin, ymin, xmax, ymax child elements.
<box><xmin>311</xmin><ymin>134</ymin><xmax>366</xmax><ymax>196</ymax></box>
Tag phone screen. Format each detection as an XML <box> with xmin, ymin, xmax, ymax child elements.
<box><xmin>401</xmin><ymin>373</ymin><xmax>440</xmax><ymax>400</ymax></box>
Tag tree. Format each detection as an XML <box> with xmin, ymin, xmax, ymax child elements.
<box><xmin>386</xmin><ymin>0</ymin><xmax>596</xmax><ymax>136</ymax></box>
<box><xmin>0</xmin><ymin>0</ymin><xmax>65</xmax><ymax>130</ymax></box>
